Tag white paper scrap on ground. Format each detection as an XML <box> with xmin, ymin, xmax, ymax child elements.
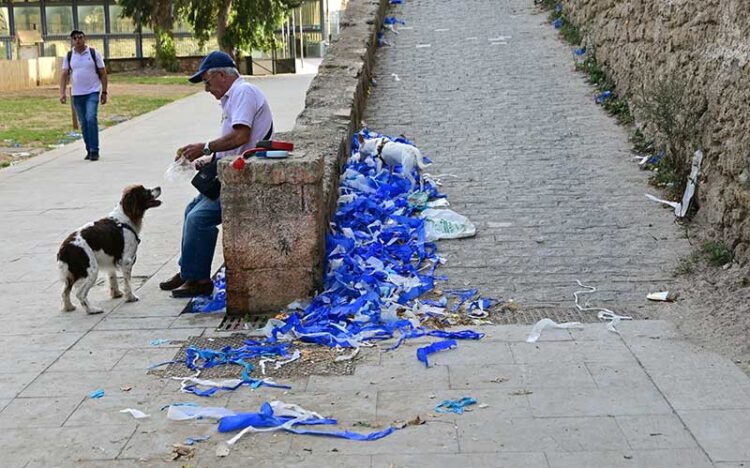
<box><xmin>527</xmin><ymin>318</ymin><xmax>583</xmax><ymax>343</ymax></box>
<box><xmin>647</xmin><ymin>291</ymin><xmax>674</xmax><ymax>302</ymax></box>
<box><xmin>434</xmin><ymin>28</ymin><xmax>450</xmax><ymax>32</ymax></box>
<box><xmin>645</xmin><ymin>149</ymin><xmax>703</xmax><ymax>217</ymax></box>
<box><xmin>391</xmin><ymin>73</ymin><xmax>401</xmax><ymax>81</ymax></box>
<box><xmin>120</xmin><ymin>408</ymin><xmax>150</xmax><ymax>419</ymax></box>
<box><xmin>490</xmin><ymin>42</ymin><xmax>509</xmax><ymax>45</ymax></box>
<box><xmin>488</xmin><ymin>36</ymin><xmax>512</xmax><ymax>41</ymax></box>
<box><xmin>416</xmin><ymin>44</ymin><xmax>432</xmax><ymax>48</ymax></box>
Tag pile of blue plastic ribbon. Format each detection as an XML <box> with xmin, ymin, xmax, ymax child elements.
<box><xmin>178</xmin><ymin>129</ymin><xmax>490</xmax><ymax>387</ymax></box>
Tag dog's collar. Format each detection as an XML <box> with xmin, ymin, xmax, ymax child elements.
<box><xmin>111</xmin><ymin>219</ymin><xmax>141</xmax><ymax>244</ymax></box>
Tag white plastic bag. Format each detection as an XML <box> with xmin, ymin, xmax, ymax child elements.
<box><xmin>421</xmin><ymin>208</ymin><xmax>476</xmax><ymax>241</ymax></box>
<box><xmin>167</xmin><ymin>405</ymin><xmax>236</xmax><ymax>421</ymax></box>
<box><xmin>164</xmin><ymin>157</ymin><xmax>196</xmax><ymax>183</ymax></box>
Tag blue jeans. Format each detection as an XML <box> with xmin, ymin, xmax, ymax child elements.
<box><xmin>72</xmin><ymin>92</ymin><xmax>100</xmax><ymax>155</ymax></box>
<box><xmin>180</xmin><ymin>194</ymin><xmax>222</xmax><ymax>280</ymax></box>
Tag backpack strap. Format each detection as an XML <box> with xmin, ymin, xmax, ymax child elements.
<box><xmin>67</xmin><ymin>48</ymin><xmax>102</xmax><ymax>79</ymax></box>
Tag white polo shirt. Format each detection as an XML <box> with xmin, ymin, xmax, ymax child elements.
<box><xmin>62</xmin><ymin>46</ymin><xmax>105</xmax><ymax>96</ymax></box>
<box><xmin>216</xmin><ymin>77</ymin><xmax>273</xmax><ymax>159</ymax></box>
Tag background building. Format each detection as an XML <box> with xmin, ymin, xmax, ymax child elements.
<box><xmin>0</xmin><ymin>0</ymin><xmax>345</xmax><ymax>63</ymax></box>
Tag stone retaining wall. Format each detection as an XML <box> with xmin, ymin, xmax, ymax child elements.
<box><xmin>559</xmin><ymin>0</ymin><xmax>750</xmax><ymax>258</ymax></box>
<box><xmin>219</xmin><ymin>0</ymin><xmax>387</xmax><ymax>315</ymax></box>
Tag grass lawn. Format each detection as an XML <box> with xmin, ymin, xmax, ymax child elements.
<box><xmin>108</xmin><ymin>74</ymin><xmax>193</xmax><ymax>86</ymax></box>
<box><xmin>0</xmin><ymin>76</ymin><xmax>198</xmax><ymax>166</ymax></box>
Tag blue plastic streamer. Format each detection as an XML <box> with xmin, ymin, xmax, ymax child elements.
<box><xmin>89</xmin><ymin>388</ymin><xmax>105</xmax><ymax>399</ymax></box>
<box><xmin>416</xmin><ymin>339</ymin><xmax>457</xmax><ymax>367</ymax></box>
<box><xmin>167</xmin><ymin>128</ymin><xmax>487</xmax><ymax>393</ymax></box>
<box><xmin>435</xmin><ymin>397</ymin><xmax>477</xmax><ymax>414</ymax></box>
<box><xmin>218</xmin><ymin>402</ymin><xmax>396</xmax><ymax>441</ymax></box>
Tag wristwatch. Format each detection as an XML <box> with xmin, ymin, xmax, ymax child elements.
<box><xmin>202</xmin><ymin>142</ymin><xmax>212</xmax><ymax>156</ymax></box>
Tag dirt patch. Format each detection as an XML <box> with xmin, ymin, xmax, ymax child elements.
<box><xmin>662</xmin><ymin>256</ymin><xmax>750</xmax><ymax>375</ymax></box>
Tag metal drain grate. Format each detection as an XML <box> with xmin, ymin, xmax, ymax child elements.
<box><xmin>151</xmin><ymin>334</ymin><xmax>360</xmax><ymax>380</ymax></box>
<box><xmin>490</xmin><ymin>306</ymin><xmax>645</xmax><ymax>325</ymax></box>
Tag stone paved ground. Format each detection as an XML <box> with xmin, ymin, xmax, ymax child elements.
<box><xmin>366</xmin><ymin>0</ymin><xmax>690</xmax><ymax>322</ymax></box>
<box><xmin>1</xmin><ymin>2</ymin><xmax>750</xmax><ymax>468</ymax></box>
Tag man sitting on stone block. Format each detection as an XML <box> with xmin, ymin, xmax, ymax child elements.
<box><xmin>160</xmin><ymin>51</ymin><xmax>274</xmax><ymax>298</ymax></box>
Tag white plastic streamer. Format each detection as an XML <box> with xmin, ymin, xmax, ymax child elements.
<box><xmin>573</xmin><ymin>280</ymin><xmax>632</xmax><ymax>333</ymax></box>
<box><xmin>226</xmin><ymin>401</ymin><xmax>323</xmax><ymax>446</ymax></box>
<box><xmin>645</xmin><ymin>150</ymin><xmax>703</xmax><ymax>218</ymax></box>
<box><xmin>167</xmin><ymin>405</ymin><xmax>236</xmax><ymax>421</ymax></box>
<box><xmin>526</xmin><ymin>318</ymin><xmax>583</xmax><ymax>343</ymax></box>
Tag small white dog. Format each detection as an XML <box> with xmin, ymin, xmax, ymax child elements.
<box><xmin>57</xmin><ymin>185</ymin><xmax>161</xmax><ymax>314</ymax></box>
<box><xmin>357</xmin><ymin>134</ymin><xmax>431</xmax><ymax>188</ymax></box>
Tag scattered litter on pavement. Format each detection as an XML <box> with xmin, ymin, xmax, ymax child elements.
<box><xmin>434</xmin><ymin>397</ymin><xmax>477</xmax><ymax>414</ymax></box>
<box><xmin>488</xmin><ymin>36</ymin><xmax>512</xmax><ymax>41</ymax></box>
<box><xmin>89</xmin><ymin>389</ymin><xmax>105</xmax><ymax>399</ymax></box>
<box><xmin>646</xmin><ymin>150</ymin><xmax>703</xmax><ymax>217</ymax></box>
<box><xmin>647</xmin><ymin>291</ymin><xmax>677</xmax><ymax>302</ymax></box>
<box><xmin>184</xmin><ymin>435</ymin><xmax>211</xmax><ymax>445</ymax></box>
<box><xmin>170</xmin><ymin>444</ymin><xmax>195</xmax><ymax>461</ymax></box>
<box><xmin>334</xmin><ymin>347</ymin><xmax>360</xmax><ymax>362</ymax></box>
<box><xmin>189</xmin><ymin>267</ymin><xmax>226</xmax><ymax>313</ymax></box>
<box><xmin>120</xmin><ymin>408</ymin><xmax>150</xmax><ymax>419</ymax></box>
<box><xmin>391</xmin><ymin>73</ymin><xmax>401</xmax><ymax>82</ymax></box>
<box><xmin>573</xmin><ymin>280</ymin><xmax>632</xmax><ymax>333</ymax></box>
<box><xmin>216</xmin><ymin>443</ymin><xmax>231</xmax><ymax>457</ymax></box>
<box><xmin>389</xmin><ymin>0</ymin><xmax>403</xmax><ymax>4</ymax></box>
<box><xmin>509</xmin><ymin>390</ymin><xmax>533</xmax><ymax>396</ymax></box>
<box><xmin>219</xmin><ymin>401</ymin><xmax>397</xmax><ymax>445</ymax></box>
<box><xmin>416</xmin><ymin>339</ymin><xmax>457</xmax><ymax>367</ymax></box>
<box><xmin>150</xmin><ymin>339</ymin><xmax>171</xmax><ymax>346</ymax></box>
<box><xmin>434</xmin><ymin>28</ymin><xmax>450</xmax><ymax>32</ymax></box>
<box><xmin>527</xmin><ymin>318</ymin><xmax>583</xmax><ymax>343</ymax></box>
<box><xmin>416</xmin><ymin>44</ymin><xmax>432</xmax><ymax>48</ymax></box>
<box><xmin>167</xmin><ymin>404</ymin><xmax>235</xmax><ymax>421</ymax></box>
<box><xmin>392</xmin><ymin>415</ymin><xmax>425</xmax><ymax>429</ymax></box>
<box><xmin>120</xmin><ymin>385</ymin><xmax>133</xmax><ymax>392</ymax></box>
<box><xmin>478</xmin><ymin>403</ymin><xmax>489</xmax><ymax>409</ymax></box>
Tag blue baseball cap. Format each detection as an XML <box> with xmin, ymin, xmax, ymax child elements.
<box><xmin>189</xmin><ymin>51</ymin><xmax>237</xmax><ymax>83</ymax></box>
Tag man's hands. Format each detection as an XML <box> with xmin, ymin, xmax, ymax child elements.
<box><xmin>193</xmin><ymin>155</ymin><xmax>213</xmax><ymax>170</ymax></box>
<box><xmin>59</xmin><ymin>93</ymin><xmax>67</xmax><ymax>104</ymax></box>
<box><xmin>176</xmin><ymin>143</ymin><xmax>206</xmax><ymax>162</ymax></box>
<box><xmin>100</xmin><ymin>92</ymin><xmax>108</xmax><ymax>105</ymax></box>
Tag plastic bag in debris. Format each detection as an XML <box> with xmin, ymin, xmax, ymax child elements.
<box><xmin>421</xmin><ymin>208</ymin><xmax>476</xmax><ymax>241</ymax></box>
<box><xmin>167</xmin><ymin>405</ymin><xmax>236</xmax><ymax>421</ymax></box>
<box><xmin>164</xmin><ymin>157</ymin><xmax>195</xmax><ymax>183</ymax></box>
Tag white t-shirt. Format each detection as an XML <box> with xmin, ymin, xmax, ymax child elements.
<box><xmin>216</xmin><ymin>77</ymin><xmax>273</xmax><ymax>159</ymax></box>
<box><xmin>62</xmin><ymin>47</ymin><xmax>105</xmax><ymax>96</ymax></box>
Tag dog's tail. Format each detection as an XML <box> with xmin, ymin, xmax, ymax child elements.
<box><xmin>415</xmin><ymin>148</ymin><xmax>432</xmax><ymax>171</ymax></box>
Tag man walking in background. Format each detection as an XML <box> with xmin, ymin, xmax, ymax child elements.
<box><xmin>59</xmin><ymin>29</ymin><xmax>108</xmax><ymax>161</ymax></box>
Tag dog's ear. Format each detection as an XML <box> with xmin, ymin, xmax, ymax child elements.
<box><xmin>121</xmin><ymin>185</ymin><xmax>145</xmax><ymax>222</ymax></box>
<box><xmin>357</xmin><ymin>134</ymin><xmax>365</xmax><ymax>145</ymax></box>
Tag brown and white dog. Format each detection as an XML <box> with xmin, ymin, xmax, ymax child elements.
<box><xmin>57</xmin><ymin>185</ymin><xmax>162</xmax><ymax>314</ymax></box>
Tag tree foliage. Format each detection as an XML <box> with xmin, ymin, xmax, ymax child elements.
<box><xmin>117</xmin><ymin>0</ymin><xmax>178</xmax><ymax>71</ymax></box>
<box><xmin>177</xmin><ymin>0</ymin><xmax>303</xmax><ymax>57</ymax></box>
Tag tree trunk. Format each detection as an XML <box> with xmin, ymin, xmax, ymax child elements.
<box><xmin>216</xmin><ymin>0</ymin><xmax>234</xmax><ymax>57</ymax></box>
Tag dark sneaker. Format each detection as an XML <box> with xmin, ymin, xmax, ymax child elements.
<box><xmin>84</xmin><ymin>153</ymin><xmax>91</xmax><ymax>160</ymax></box>
<box><xmin>159</xmin><ymin>273</ymin><xmax>185</xmax><ymax>291</ymax></box>
<box><xmin>171</xmin><ymin>280</ymin><xmax>214</xmax><ymax>298</ymax></box>
<box><xmin>89</xmin><ymin>153</ymin><xmax>99</xmax><ymax>161</ymax></box>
